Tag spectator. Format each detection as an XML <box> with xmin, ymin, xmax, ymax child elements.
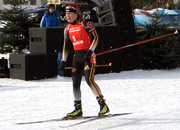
<box><xmin>40</xmin><ymin>4</ymin><xmax>61</xmax><ymax>28</ymax></box>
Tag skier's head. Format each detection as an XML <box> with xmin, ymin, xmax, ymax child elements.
<box><xmin>65</xmin><ymin>4</ymin><xmax>79</xmax><ymax>14</ymax></box>
<box><xmin>65</xmin><ymin>4</ymin><xmax>81</xmax><ymax>23</ymax></box>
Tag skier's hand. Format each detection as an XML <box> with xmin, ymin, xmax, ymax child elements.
<box><xmin>85</xmin><ymin>50</ymin><xmax>92</xmax><ymax>62</ymax></box>
<box><xmin>59</xmin><ymin>61</ymin><xmax>66</xmax><ymax>71</ymax></box>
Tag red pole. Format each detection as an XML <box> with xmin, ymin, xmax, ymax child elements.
<box><xmin>63</xmin><ymin>31</ymin><xmax>178</xmax><ymax>70</ymax></box>
<box><xmin>96</xmin><ymin>30</ymin><xmax>178</xmax><ymax>56</ymax></box>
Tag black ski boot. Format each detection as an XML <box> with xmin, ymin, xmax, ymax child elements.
<box><xmin>66</xmin><ymin>101</ymin><xmax>83</xmax><ymax>118</ymax></box>
<box><xmin>98</xmin><ymin>98</ymin><xmax>110</xmax><ymax>116</ymax></box>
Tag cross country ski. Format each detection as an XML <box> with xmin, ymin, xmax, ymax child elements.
<box><xmin>59</xmin><ymin>113</ymin><xmax>132</xmax><ymax>128</ymax></box>
<box><xmin>14</xmin><ymin>115</ymin><xmax>97</xmax><ymax>125</ymax></box>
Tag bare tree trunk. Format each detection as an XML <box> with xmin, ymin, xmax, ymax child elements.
<box><xmin>172</xmin><ymin>0</ymin><xmax>174</xmax><ymax>9</ymax></box>
<box><xmin>162</xmin><ymin>0</ymin><xmax>168</xmax><ymax>8</ymax></box>
<box><xmin>156</xmin><ymin>0</ymin><xmax>159</xmax><ymax>8</ymax></box>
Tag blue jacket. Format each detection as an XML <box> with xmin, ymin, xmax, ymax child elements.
<box><xmin>40</xmin><ymin>11</ymin><xmax>61</xmax><ymax>28</ymax></box>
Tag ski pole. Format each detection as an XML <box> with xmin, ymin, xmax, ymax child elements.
<box><xmin>96</xmin><ymin>30</ymin><xmax>179</xmax><ymax>56</ymax></box>
<box><xmin>65</xmin><ymin>62</ymin><xmax>112</xmax><ymax>70</ymax></box>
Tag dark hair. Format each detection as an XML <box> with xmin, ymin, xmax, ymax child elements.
<box><xmin>48</xmin><ymin>4</ymin><xmax>55</xmax><ymax>9</ymax></box>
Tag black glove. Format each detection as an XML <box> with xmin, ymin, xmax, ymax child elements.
<box><xmin>59</xmin><ymin>61</ymin><xmax>66</xmax><ymax>71</ymax></box>
<box><xmin>85</xmin><ymin>50</ymin><xmax>92</xmax><ymax>62</ymax></box>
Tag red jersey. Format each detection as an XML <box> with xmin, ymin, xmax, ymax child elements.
<box><xmin>61</xmin><ymin>19</ymin><xmax>99</xmax><ymax>61</ymax></box>
<box><xmin>67</xmin><ymin>20</ymin><xmax>92</xmax><ymax>51</ymax></box>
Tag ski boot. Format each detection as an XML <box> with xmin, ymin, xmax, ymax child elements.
<box><xmin>98</xmin><ymin>98</ymin><xmax>110</xmax><ymax>116</ymax></box>
<box><xmin>63</xmin><ymin>102</ymin><xmax>83</xmax><ymax>119</ymax></box>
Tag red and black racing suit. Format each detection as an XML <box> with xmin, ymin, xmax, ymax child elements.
<box><xmin>61</xmin><ymin>19</ymin><xmax>104</xmax><ymax>101</ymax></box>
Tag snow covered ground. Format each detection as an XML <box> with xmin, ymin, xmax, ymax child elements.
<box><xmin>0</xmin><ymin>53</ymin><xmax>180</xmax><ymax>130</ymax></box>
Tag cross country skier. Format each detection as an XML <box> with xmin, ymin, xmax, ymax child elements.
<box><xmin>59</xmin><ymin>4</ymin><xmax>110</xmax><ymax>118</ymax></box>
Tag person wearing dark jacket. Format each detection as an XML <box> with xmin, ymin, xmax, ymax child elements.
<box><xmin>59</xmin><ymin>4</ymin><xmax>110</xmax><ymax>119</ymax></box>
<box><xmin>40</xmin><ymin>4</ymin><xmax>61</xmax><ymax>28</ymax></box>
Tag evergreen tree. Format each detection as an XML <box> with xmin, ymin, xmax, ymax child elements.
<box><xmin>140</xmin><ymin>34</ymin><xmax>180</xmax><ymax>69</ymax></box>
<box><xmin>0</xmin><ymin>0</ymin><xmax>34</xmax><ymax>53</ymax></box>
<box><xmin>138</xmin><ymin>12</ymin><xmax>180</xmax><ymax>69</ymax></box>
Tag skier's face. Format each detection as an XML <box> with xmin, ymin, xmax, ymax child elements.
<box><xmin>66</xmin><ymin>12</ymin><xmax>78</xmax><ymax>23</ymax></box>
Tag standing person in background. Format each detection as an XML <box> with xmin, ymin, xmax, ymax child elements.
<box><xmin>59</xmin><ymin>4</ymin><xmax>110</xmax><ymax>118</ymax></box>
<box><xmin>40</xmin><ymin>4</ymin><xmax>61</xmax><ymax>28</ymax></box>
